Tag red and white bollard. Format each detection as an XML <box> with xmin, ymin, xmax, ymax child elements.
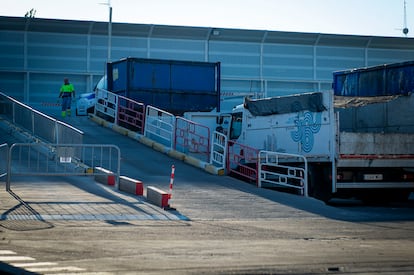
<box><xmin>168</xmin><ymin>165</ymin><xmax>175</xmax><ymax>205</ymax></box>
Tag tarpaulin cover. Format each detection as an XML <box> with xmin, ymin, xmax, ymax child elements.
<box><xmin>244</xmin><ymin>92</ymin><xmax>326</xmax><ymax>116</ymax></box>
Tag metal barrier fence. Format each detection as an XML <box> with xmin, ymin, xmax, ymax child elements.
<box><xmin>144</xmin><ymin>106</ymin><xmax>175</xmax><ymax>149</ymax></box>
<box><xmin>6</xmin><ymin>143</ymin><xmax>121</xmax><ymax>190</ymax></box>
<box><xmin>0</xmin><ymin>143</ymin><xmax>8</xmax><ymax>180</ymax></box>
<box><xmin>95</xmin><ymin>88</ymin><xmax>118</xmax><ymax>123</ymax></box>
<box><xmin>210</xmin><ymin>131</ymin><xmax>227</xmax><ymax>170</ymax></box>
<box><xmin>94</xmin><ymin>89</ymin><xmax>214</xmax><ymax>162</ymax></box>
<box><xmin>0</xmin><ymin>92</ymin><xmax>83</xmax><ymax>145</ymax></box>
<box><xmin>175</xmin><ymin>117</ymin><xmax>210</xmax><ymax>162</ymax></box>
<box><xmin>227</xmin><ymin>140</ymin><xmax>259</xmax><ymax>183</ymax></box>
<box><xmin>93</xmin><ymin>90</ymin><xmax>310</xmax><ymax>196</ymax></box>
<box><xmin>117</xmin><ymin>95</ymin><xmax>145</xmax><ymax>134</ymax></box>
<box><xmin>258</xmin><ymin>150</ymin><xmax>308</xmax><ymax>196</ymax></box>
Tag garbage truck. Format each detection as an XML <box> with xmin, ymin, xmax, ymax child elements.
<box><xmin>186</xmin><ymin>61</ymin><xmax>414</xmax><ymax>202</ymax></box>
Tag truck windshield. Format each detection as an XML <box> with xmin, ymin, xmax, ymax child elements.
<box><xmin>94</xmin><ymin>76</ymin><xmax>107</xmax><ymax>91</ymax></box>
<box><xmin>230</xmin><ymin>112</ymin><xmax>242</xmax><ymax>140</ymax></box>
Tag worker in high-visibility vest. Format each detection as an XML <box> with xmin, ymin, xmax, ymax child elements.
<box><xmin>58</xmin><ymin>78</ymin><xmax>76</xmax><ymax>117</ymax></box>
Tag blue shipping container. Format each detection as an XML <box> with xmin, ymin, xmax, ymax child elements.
<box><xmin>333</xmin><ymin>60</ymin><xmax>414</xmax><ymax>96</ymax></box>
<box><xmin>107</xmin><ymin>57</ymin><xmax>220</xmax><ymax>115</ymax></box>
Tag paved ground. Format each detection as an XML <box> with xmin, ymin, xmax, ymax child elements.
<box><xmin>0</xmin><ymin>110</ymin><xmax>414</xmax><ymax>274</ymax></box>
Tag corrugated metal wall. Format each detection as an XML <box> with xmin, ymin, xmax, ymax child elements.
<box><xmin>1</xmin><ymin>16</ymin><xmax>414</xmax><ymax>108</ymax></box>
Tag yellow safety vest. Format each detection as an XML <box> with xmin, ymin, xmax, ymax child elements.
<box><xmin>60</xmin><ymin>83</ymin><xmax>74</xmax><ymax>96</ymax></box>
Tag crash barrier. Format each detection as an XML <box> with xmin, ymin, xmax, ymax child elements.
<box><xmin>175</xmin><ymin>117</ymin><xmax>210</xmax><ymax>163</ymax></box>
<box><xmin>117</xmin><ymin>95</ymin><xmax>145</xmax><ymax>134</ymax></box>
<box><xmin>119</xmin><ymin>175</ymin><xmax>144</xmax><ymax>196</ymax></box>
<box><xmin>6</xmin><ymin>143</ymin><xmax>121</xmax><ymax>191</ymax></box>
<box><xmin>146</xmin><ymin>186</ymin><xmax>170</xmax><ymax>208</ymax></box>
<box><xmin>210</xmin><ymin>131</ymin><xmax>227</xmax><ymax>170</ymax></box>
<box><xmin>258</xmin><ymin>150</ymin><xmax>308</xmax><ymax>196</ymax></box>
<box><xmin>144</xmin><ymin>106</ymin><xmax>175</xmax><ymax>150</ymax></box>
<box><xmin>95</xmin><ymin>88</ymin><xmax>118</xmax><ymax>123</ymax></box>
<box><xmin>0</xmin><ymin>92</ymin><xmax>84</xmax><ymax>145</ymax></box>
<box><xmin>94</xmin><ymin>166</ymin><xmax>116</xmax><ymax>186</ymax></box>
<box><xmin>0</xmin><ymin>143</ymin><xmax>8</xmax><ymax>180</ymax></box>
<box><xmin>227</xmin><ymin>140</ymin><xmax>260</xmax><ymax>184</ymax></box>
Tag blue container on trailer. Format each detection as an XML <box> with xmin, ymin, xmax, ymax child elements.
<box><xmin>107</xmin><ymin>57</ymin><xmax>221</xmax><ymax>115</ymax></box>
<box><xmin>333</xmin><ymin>60</ymin><xmax>414</xmax><ymax>96</ymax></box>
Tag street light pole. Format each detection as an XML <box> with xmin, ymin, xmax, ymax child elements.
<box><xmin>107</xmin><ymin>0</ymin><xmax>112</xmax><ymax>62</ymax></box>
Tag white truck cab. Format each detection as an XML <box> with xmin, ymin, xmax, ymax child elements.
<box><xmin>76</xmin><ymin>76</ymin><xmax>106</xmax><ymax>116</ymax></box>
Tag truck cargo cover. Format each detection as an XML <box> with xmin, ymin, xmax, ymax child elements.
<box><xmin>334</xmin><ymin>95</ymin><xmax>401</xmax><ymax>108</ymax></box>
<box><xmin>244</xmin><ymin>92</ymin><xmax>326</xmax><ymax>116</ymax></box>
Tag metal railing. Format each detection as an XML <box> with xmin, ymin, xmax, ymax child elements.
<box><xmin>117</xmin><ymin>95</ymin><xmax>145</xmax><ymax>134</ymax></box>
<box><xmin>175</xmin><ymin>117</ymin><xmax>210</xmax><ymax>163</ymax></box>
<box><xmin>6</xmin><ymin>143</ymin><xmax>121</xmax><ymax>190</ymax></box>
<box><xmin>0</xmin><ymin>92</ymin><xmax>83</xmax><ymax>144</ymax></box>
<box><xmin>91</xmin><ymin>89</ymin><xmax>313</xmax><ymax>199</ymax></box>
<box><xmin>144</xmin><ymin>106</ymin><xmax>175</xmax><ymax>149</ymax></box>
<box><xmin>0</xmin><ymin>143</ymin><xmax>8</xmax><ymax>180</ymax></box>
<box><xmin>210</xmin><ymin>131</ymin><xmax>227</xmax><ymax>170</ymax></box>
<box><xmin>95</xmin><ymin>88</ymin><xmax>117</xmax><ymax>123</ymax></box>
<box><xmin>258</xmin><ymin>150</ymin><xmax>308</xmax><ymax>196</ymax></box>
<box><xmin>227</xmin><ymin>140</ymin><xmax>260</xmax><ymax>183</ymax></box>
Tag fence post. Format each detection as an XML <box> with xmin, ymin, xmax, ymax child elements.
<box><xmin>12</xmin><ymin>101</ymin><xmax>15</xmax><ymax>124</ymax></box>
<box><xmin>6</xmin><ymin>144</ymin><xmax>12</xmax><ymax>191</ymax></box>
<box><xmin>55</xmin><ymin>120</ymin><xmax>59</xmax><ymax>144</ymax></box>
<box><xmin>31</xmin><ymin>109</ymin><xmax>35</xmax><ymax>136</ymax></box>
<box><xmin>0</xmin><ymin>143</ymin><xmax>9</xmax><ymax>190</ymax></box>
<box><xmin>114</xmin><ymin>93</ymin><xmax>119</xmax><ymax>126</ymax></box>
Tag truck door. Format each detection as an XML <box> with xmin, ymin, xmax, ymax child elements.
<box><xmin>230</xmin><ymin>112</ymin><xmax>242</xmax><ymax>140</ymax></box>
<box><xmin>216</xmin><ymin>114</ymin><xmax>232</xmax><ymax>137</ymax></box>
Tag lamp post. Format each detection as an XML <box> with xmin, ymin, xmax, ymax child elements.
<box><xmin>107</xmin><ymin>0</ymin><xmax>112</xmax><ymax>62</ymax></box>
<box><xmin>101</xmin><ymin>0</ymin><xmax>112</xmax><ymax>62</ymax></box>
<box><xmin>108</xmin><ymin>1</ymin><xmax>112</xmax><ymax>61</ymax></box>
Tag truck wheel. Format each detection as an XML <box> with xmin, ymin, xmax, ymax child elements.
<box><xmin>392</xmin><ymin>190</ymin><xmax>411</xmax><ymax>202</ymax></box>
<box><xmin>359</xmin><ymin>189</ymin><xmax>411</xmax><ymax>205</ymax></box>
<box><xmin>361</xmin><ymin>191</ymin><xmax>390</xmax><ymax>205</ymax></box>
<box><xmin>308</xmin><ymin>164</ymin><xmax>332</xmax><ymax>203</ymax></box>
<box><xmin>372</xmin><ymin>190</ymin><xmax>412</xmax><ymax>203</ymax></box>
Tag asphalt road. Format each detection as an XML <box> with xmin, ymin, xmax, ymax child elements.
<box><xmin>0</xmin><ymin>112</ymin><xmax>414</xmax><ymax>274</ymax></box>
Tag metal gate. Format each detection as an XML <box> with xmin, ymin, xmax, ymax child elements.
<box><xmin>210</xmin><ymin>131</ymin><xmax>227</xmax><ymax>170</ymax></box>
<box><xmin>227</xmin><ymin>140</ymin><xmax>259</xmax><ymax>183</ymax></box>
<box><xmin>144</xmin><ymin>106</ymin><xmax>175</xmax><ymax>149</ymax></box>
<box><xmin>0</xmin><ymin>143</ymin><xmax>8</xmax><ymax>180</ymax></box>
<box><xmin>117</xmin><ymin>95</ymin><xmax>145</xmax><ymax>134</ymax></box>
<box><xmin>95</xmin><ymin>88</ymin><xmax>118</xmax><ymax>122</ymax></box>
<box><xmin>258</xmin><ymin>150</ymin><xmax>308</xmax><ymax>196</ymax></box>
<box><xmin>175</xmin><ymin>117</ymin><xmax>211</xmax><ymax>163</ymax></box>
<box><xmin>6</xmin><ymin>143</ymin><xmax>120</xmax><ymax>191</ymax></box>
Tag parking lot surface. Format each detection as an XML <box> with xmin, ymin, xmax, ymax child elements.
<box><xmin>1</xmin><ymin>113</ymin><xmax>414</xmax><ymax>274</ymax></box>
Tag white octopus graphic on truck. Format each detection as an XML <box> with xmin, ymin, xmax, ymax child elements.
<box><xmin>290</xmin><ymin>111</ymin><xmax>322</xmax><ymax>153</ymax></box>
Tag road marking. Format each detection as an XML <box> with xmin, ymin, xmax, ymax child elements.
<box><xmin>0</xmin><ymin>250</ymin><xmax>87</xmax><ymax>274</ymax></box>
<box><xmin>0</xmin><ymin>250</ymin><xmax>16</xmax><ymax>255</ymax></box>
<box><xmin>0</xmin><ymin>256</ymin><xmax>35</xmax><ymax>261</ymax></box>
<box><xmin>14</xmin><ymin>262</ymin><xmax>58</xmax><ymax>267</ymax></box>
<box><xmin>27</xmin><ymin>266</ymin><xmax>86</xmax><ymax>272</ymax></box>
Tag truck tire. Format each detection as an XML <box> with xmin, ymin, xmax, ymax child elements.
<box><xmin>309</xmin><ymin>164</ymin><xmax>332</xmax><ymax>203</ymax></box>
<box><xmin>361</xmin><ymin>190</ymin><xmax>411</xmax><ymax>204</ymax></box>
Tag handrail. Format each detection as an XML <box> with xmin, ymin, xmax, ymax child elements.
<box><xmin>0</xmin><ymin>92</ymin><xmax>84</xmax><ymax>144</ymax></box>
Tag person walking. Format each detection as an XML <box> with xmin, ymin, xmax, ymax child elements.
<box><xmin>58</xmin><ymin>78</ymin><xmax>76</xmax><ymax>117</ymax></box>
